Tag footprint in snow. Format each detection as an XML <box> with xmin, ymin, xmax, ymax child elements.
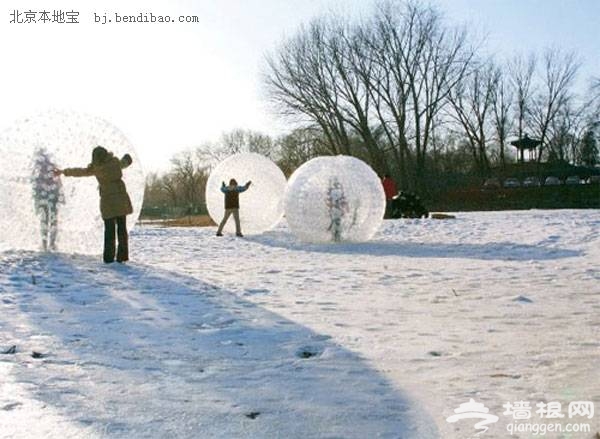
<box><xmin>512</xmin><ymin>295</ymin><xmax>534</xmax><ymax>303</ymax></box>
<box><xmin>2</xmin><ymin>345</ymin><xmax>16</xmax><ymax>354</ymax></box>
<box><xmin>296</xmin><ymin>345</ymin><xmax>323</xmax><ymax>359</ymax></box>
<box><xmin>243</xmin><ymin>288</ymin><xmax>270</xmax><ymax>296</ymax></box>
<box><xmin>191</xmin><ymin>318</ymin><xmax>236</xmax><ymax>330</ymax></box>
<box><xmin>245</xmin><ymin>411</ymin><xmax>261</xmax><ymax>419</ymax></box>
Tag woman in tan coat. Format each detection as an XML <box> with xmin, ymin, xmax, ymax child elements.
<box><xmin>56</xmin><ymin>146</ymin><xmax>134</xmax><ymax>263</ymax></box>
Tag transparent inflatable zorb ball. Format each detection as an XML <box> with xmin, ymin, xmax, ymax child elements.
<box><xmin>0</xmin><ymin>110</ymin><xmax>145</xmax><ymax>254</ymax></box>
<box><xmin>206</xmin><ymin>153</ymin><xmax>286</xmax><ymax>235</ymax></box>
<box><xmin>284</xmin><ymin>156</ymin><xmax>385</xmax><ymax>243</ymax></box>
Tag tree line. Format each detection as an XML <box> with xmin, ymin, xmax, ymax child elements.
<box><xmin>143</xmin><ymin>0</ymin><xmax>599</xmax><ymax>216</ymax></box>
<box><xmin>143</xmin><ymin>129</ymin><xmax>285</xmax><ymax>216</ymax></box>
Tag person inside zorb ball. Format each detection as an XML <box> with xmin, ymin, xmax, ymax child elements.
<box><xmin>0</xmin><ymin>111</ymin><xmax>145</xmax><ymax>257</ymax></box>
<box><xmin>284</xmin><ymin>155</ymin><xmax>386</xmax><ymax>243</ymax></box>
<box><xmin>30</xmin><ymin>147</ymin><xmax>65</xmax><ymax>251</ymax></box>
<box><xmin>215</xmin><ymin>178</ymin><xmax>252</xmax><ymax>237</ymax></box>
<box><xmin>206</xmin><ymin>153</ymin><xmax>287</xmax><ymax>236</ymax></box>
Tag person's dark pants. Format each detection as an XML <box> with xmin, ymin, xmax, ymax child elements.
<box><xmin>104</xmin><ymin>216</ymin><xmax>128</xmax><ymax>263</ymax></box>
<box><xmin>384</xmin><ymin>200</ymin><xmax>393</xmax><ymax>219</ymax></box>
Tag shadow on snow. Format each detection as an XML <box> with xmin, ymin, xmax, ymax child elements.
<box><xmin>249</xmin><ymin>231</ymin><xmax>581</xmax><ymax>261</ymax></box>
<box><xmin>1</xmin><ymin>252</ymin><xmax>438</xmax><ymax>439</ymax></box>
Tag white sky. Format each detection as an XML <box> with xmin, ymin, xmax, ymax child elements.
<box><xmin>0</xmin><ymin>0</ymin><xmax>598</xmax><ymax>172</ymax></box>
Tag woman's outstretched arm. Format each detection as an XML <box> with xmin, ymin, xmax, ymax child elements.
<box><xmin>58</xmin><ymin>165</ymin><xmax>94</xmax><ymax>177</ymax></box>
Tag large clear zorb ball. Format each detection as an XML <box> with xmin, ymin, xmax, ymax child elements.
<box><xmin>206</xmin><ymin>153</ymin><xmax>286</xmax><ymax>235</ymax></box>
<box><xmin>285</xmin><ymin>156</ymin><xmax>385</xmax><ymax>243</ymax></box>
<box><xmin>0</xmin><ymin>110</ymin><xmax>145</xmax><ymax>254</ymax></box>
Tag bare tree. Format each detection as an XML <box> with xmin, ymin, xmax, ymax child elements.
<box><xmin>364</xmin><ymin>2</ymin><xmax>422</xmax><ymax>187</ymax></box>
<box><xmin>264</xmin><ymin>19</ymin><xmax>352</xmax><ymax>155</ymax></box>
<box><xmin>369</xmin><ymin>0</ymin><xmax>475</xmax><ymax>189</ymax></box>
<box><xmin>277</xmin><ymin>126</ymin><xmax>328</xmax><ymax>175</ymax></box>
<box><xmin>490</xmin><ymin>64</ymin><xmax>514</xmax><ymax>170</ymax></box>
<box><xmin>170</xmin><ymin>150</ymin><xmax>209</xmax><ymax>211</ymax></box>
<box><xmin>550</xmin><ymin>78</ymin><xmax>600</xmax><ymax>165</ymax></box>
<box><xmin>220</xmin><ymin>129</ymin><xmax>278</xmax><ymax>159</ymax></box>
<box><xmin>263</xmin><ymin>0</ymin><xmax>474</xmax><ymax>191</ymax></box>
<box><xmin>587</xmin><ymin>77</ymin><xmax>600</xmax><ymax>125</ymax></box>
<box><xmin>143</xmin><ymin>172</ymin><xmax>172</xmax><ymax>209</ymax></box>
<box><xmin>546</xmin><ymin>103</ymin><xmax>587</xmax><ymax>163</ymax></box>
<box><xmin>405</xmin><ymin>3</ymin><xmax>474</xmax><ymax>190</ymax></box>
<box><xmin>447</xmin><ymin>59</ymin><xmax>498</xmax><ymax>176</ymax></box>
<box><xmin>592</xmin><ymin>77</ymin><xmax>600</xmax><ymax>100</ymax></box>
<box><xmin>160</xmin><ymin>173</ymin><xmax>179</xmax><ymax>207</ymax></box>
<box><xmin>265</xmin><ymin>17</ymin><xmax>390</xmax><ymax>171</ymax></box>
<box><xmin>509</xmin><ymin>53</ymin><xmax>536</xmax><ymax>142</ymax></box>
<box><xmin>328</xmin><ymin>20</ymin><xmax>389</xmax><ymax>173</ymax></box>
<box><xmin>529</xmin><ymin>48</ymin><xmax>580</xmax><ymax>162</ymax></box>
<box><xmin>195</xmin><ymin>129</ymin><xmax>279</xmax><ymax>167</ymax></box>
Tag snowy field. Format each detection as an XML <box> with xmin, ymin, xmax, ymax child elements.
<box><xmin>1</xmin><ymin>210</ymin><xmax>599</xmax><ymax>438</ymax></box>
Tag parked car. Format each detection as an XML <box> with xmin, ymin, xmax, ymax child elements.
<box><xmin>587</xmin><ymin>175</ymin><xmax>600</xmax><ymax>184</ymax></box>
<box><xmin>483</xmin><ymin>178</ymin><xmax>501</xmax><ymax>190</ymax></box>
<box><xmin>522</xmin><ymin>176</ymin><xmax>541</xmax><ymax>187</ymax></box>
<box><xmin>544</xmin><ymin>176</ymin><xmax>562</xmax><ymax>186</ymax></box>
<box><xmin>503</xmin><ymin>178</ymin><xmax>521</xmax><ymax>188</ymax></box>
<box><xmin>565</xmin><ymin>175</ymin><xmax>582</xmax><ymax>185</ymax></box>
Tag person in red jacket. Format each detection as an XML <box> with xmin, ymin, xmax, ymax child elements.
<box><xmin>381</xmin><ymin>174</ymin><xmax>397</xmax><ymax>219</ymax></box>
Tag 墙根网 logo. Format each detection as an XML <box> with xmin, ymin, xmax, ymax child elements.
<box><xmin>446</xmin><ymin>399</ymin><xmax>499</xmax><ymax>435</ymax></box>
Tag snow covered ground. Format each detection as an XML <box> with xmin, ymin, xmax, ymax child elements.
<box><xmin>1</xmin><ymin>210</ymin><xmax>599</xmax><ymax>438</ymax></box>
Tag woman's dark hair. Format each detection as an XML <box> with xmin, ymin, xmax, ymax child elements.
<box><xmin>92</xmin><ymin>146</ymin><xmax>109</xmax><ymax>165</ymax></box>
<box><xmin>229</xmin><ymin>178</ymin><xmax>238</xmax><ymax>186</ymax></box>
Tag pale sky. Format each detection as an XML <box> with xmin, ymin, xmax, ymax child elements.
<box><xmin>1</xmin><ymin>0</ymin><xmax>598</xmax><ymax>172</ymax></box>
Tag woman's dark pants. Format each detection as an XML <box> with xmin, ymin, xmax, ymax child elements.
<box><xmin>103</xmin><ymin>216</ymin><xmax>128</xmax><ymax>263</ymax></box>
